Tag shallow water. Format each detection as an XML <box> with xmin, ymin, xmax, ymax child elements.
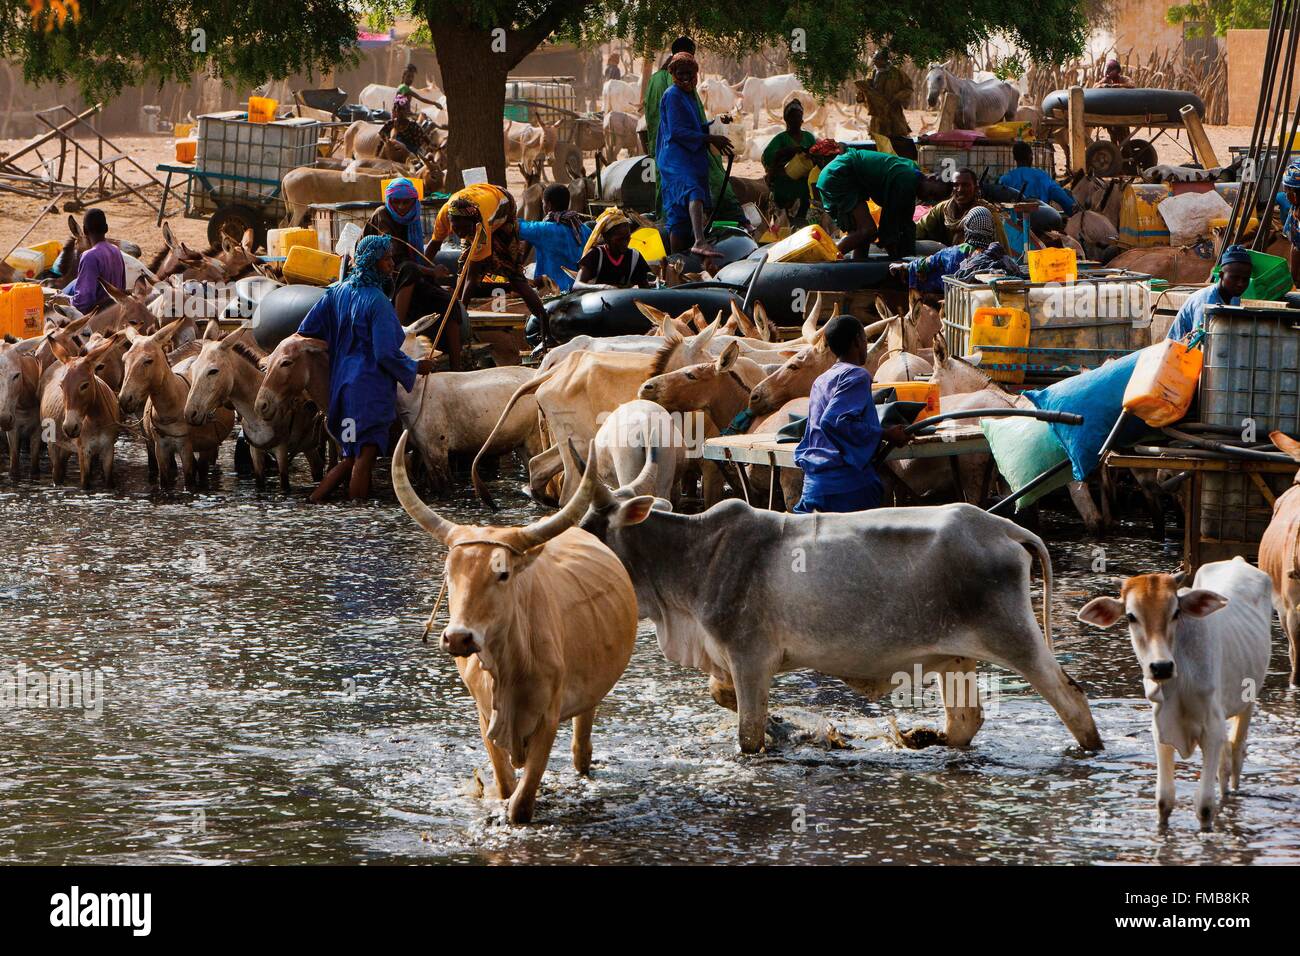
<box><xmin>0</xmin><ymin>442</ymin><xmax>1297</xmax><ymax>865</ymax></box>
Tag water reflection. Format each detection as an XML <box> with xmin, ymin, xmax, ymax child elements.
<box><xmin>0</xmin><ymin>443</ymin><xmax>1296</xmax><ymax>864</ymax></box>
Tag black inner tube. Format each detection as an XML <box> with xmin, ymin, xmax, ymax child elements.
<box><xmin>871</xmin><ymin>407</ymin><xmax>1084</xmax><ymax>468</ymax></box>
<box><xmin>1159</xmin><ymin>426</ymin><xmax>1296</xmax><ymax>462</ymax></box>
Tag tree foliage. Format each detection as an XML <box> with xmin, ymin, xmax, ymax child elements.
<box><xmin>0</xmin><ymin>0</ymin><xmax>359</xmax><ymax>100</ymax></box>
<box><xmin>581</xmin><ymin>0</ymin><xmax>1090</xmax><ymax>94</ymax></box>
<box><xmin>1166</xmin><ymin>0</ymin><xmax>1274</xmax><ymax>36</ymax></box>
<box><xmin>1</xmin><ymin>0</ymin><xmax>1093</xmax><ymax>103</ymax></box>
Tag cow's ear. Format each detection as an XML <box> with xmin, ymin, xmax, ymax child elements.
<box><xmin>1177</xmin><ymin>589</ymin><xmax>1228</xmax><ymax>619</ymax></box>
<box><xmin>1077</xmin><ymin>596</ymin><xmax>1125</xmax><ymax>628</ymax></box>
<box><xmin>612</xmin><ymin>495</ymin><xmax>656</xmax><ymax>528</ymax></box>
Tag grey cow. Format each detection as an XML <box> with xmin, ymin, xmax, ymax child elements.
<box><xmin>575</xmin><ymin>454</ymin><xmax>1103</xmax><ymax>754</ymax></box>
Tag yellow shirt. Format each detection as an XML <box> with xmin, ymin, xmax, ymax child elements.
<box><xmin>432</xmin><ymin>183</ymin><xmax>508</xmax><ymax>262</ymax></box>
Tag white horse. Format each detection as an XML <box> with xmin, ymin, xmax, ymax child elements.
<box><xmin>924</xmin><ymin>62</ymin><xmax>1019</xmax><ymax>129</ymax></box>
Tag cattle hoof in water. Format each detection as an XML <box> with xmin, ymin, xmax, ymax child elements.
<box><xmin>899</xmin><ymin>727</ymin><xmax>947</xmax><ymax>749</ymax></box>
<box><xmin>763</xmin><ymin>712</ymin><xmax>851</xmax><ymax>750</ymax></box>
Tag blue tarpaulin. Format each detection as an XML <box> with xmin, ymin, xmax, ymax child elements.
<box><xmin>1025</xmin><ymin>351</ymin><xmax>1149</xmax><ymax>480</ymax></box>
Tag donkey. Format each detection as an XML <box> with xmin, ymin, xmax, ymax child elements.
<box><xmin>120</xmin><ymin>318</ymin><xmax>235</xmax><ymax>491</ymax></box>
<box><xmin>0</xmin><ymin>337</ymin><xmax>43</xmax><ymax>477</ymax></box>
<box><xmin>924</xmin><ymin>63</ymin><xmax>1019</xmax><ymax>129</ymax></box>
<box><xmin>184</xmin><ymin>327</ymin><xmax>324</xmax><ymax>492</ymax></box>
<box><xmin>40</xmin><ymin>335</ymin><xmax>123</xmax><ymax>488</ymax></box>
<box><xmin>148</xmin><ymin>221</ymin><xmax>213</xmax><ymax>280</ymax></box>
<box><xmin>638</xmin><ymin>340</ymin><xmax>803</xmax><ymax>508</ymax></box>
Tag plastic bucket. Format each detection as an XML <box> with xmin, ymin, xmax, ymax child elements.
<box><xmin>1211</xmin><ymin>249</ymin><xmax>1292</xmax><ymax>302</ymax></box>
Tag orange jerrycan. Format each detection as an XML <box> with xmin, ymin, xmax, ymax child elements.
<box><xmin>873</xmin><ymin>381</ymin><xmax>941</xmax><ymax>422</ymax></box>
<box><xmin>1122</xmin><ymin>338</ymin><xmax>1203</xmax><ymax>427</ymax></box>
<box><xmin>1027</xmin><ymin>246</ymin><xmax>1078</xmax><ymax>283</ymax></box>
<box><xmin>969</xmin><ymin>306</ymin><xmax>1031</xmax><ymax>385</ymax></box>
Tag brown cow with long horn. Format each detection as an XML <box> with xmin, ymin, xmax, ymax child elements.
<box><xmin>392</xmin><ymin>431</ymin><xmax>638</xmax><ymax>824</ymax></box>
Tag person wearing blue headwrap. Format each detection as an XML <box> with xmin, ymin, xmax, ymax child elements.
<box><xmin>1166</xmin><ymin>244</ymin><xmax>1253</xmax><ymax>340</ymax></box>
<box><xmin>1282</xmin><ymin>162</ymin><xmax>1300</xmax><ymax>285</ymax></box>
<box><xmin>363</xmin><ymin>178</ymin><xmax>468</xmax><ymax>369</ymax></box>
<box><xmin>296</xmin><ymin>234</ymin><xmax>435</xmax><ymax>502</ymax></box>
<box><xmin>384</xmin><ymin>177</ymin><xmax>425</xmax><ymax>250</ymax></box>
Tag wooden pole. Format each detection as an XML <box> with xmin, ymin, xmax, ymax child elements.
<box><xmin>1</xmin><ymin>192</ymin><xmax>67</xmax><ymax>262</ymax></box>
<box><xmin>428</xmin><ymin>224</ymin><xmax>483</xmax><ymax>361</ymax></box>
<box><xmin>1180</xmin><ymin>104</ymin><xmax>1221</xmax><ymax>168</ymax></box>
<box><xmin>1068</xmin><ymin>86</ymin><xmax>1087</xmax><ymax>174</ymax></box>
<box><xmin>0</xmin><ymin>104</ymin><xmax>100</xmax><ymax>170</ymax></box>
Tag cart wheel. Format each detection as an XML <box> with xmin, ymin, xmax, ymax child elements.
<box><xmin>1085</xmin><ymin>140</ymin><xmax>1123</xmax><ymax>177</ymax></box>
<box><xmin>551</xmin><ymin>144</ymin><xmax>585</xmax><ymax>182</ymax></box>
<box><xmin>209</xmin><ymin>205</ymin><xmax>268</xmax><ymax>250</ymax></box>
<box><xmin>1121</xmin><ymin>138</ymin><xmax>1159</xmax><ymax>175</ymax></box>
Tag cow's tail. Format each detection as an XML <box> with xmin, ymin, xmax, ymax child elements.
<box><xmin>1006</xmin><ymin>524</ymin><xmax>1054</xmax><ymax>652</ymax></box>
<box><xmin>471</xmin><ymin>368</ymin><xmax>553</xmax><ymax>510</ymax></box>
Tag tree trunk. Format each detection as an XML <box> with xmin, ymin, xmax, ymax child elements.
<box><xmin>430</xmin><ymin>23</ymin><xmax>512</xmax><ymax>188</ymax></box>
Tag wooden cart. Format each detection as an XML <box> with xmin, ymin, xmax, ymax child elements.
<box><xmin>1104</xmin><ymin>449</ymin><xmax>1294</xmax><ymax>571</ymax></box>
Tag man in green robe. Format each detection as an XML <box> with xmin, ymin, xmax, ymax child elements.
<box><xmin>643</xmin><ymin>36</ymin><xmax>743</xmax><ymax>224</ymax></box>
<box><xmin>762</xmin><ymin>100</ymin><xmax>817</xmax><ymax>222</ymax></box>
<box><xmin>815</xmin><ymin>148</ymin><xmax>950</xmax><ymax>258</ymax></box>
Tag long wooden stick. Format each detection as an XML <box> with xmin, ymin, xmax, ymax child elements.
<box><xmin>2</xmin><ymin>191</ymin><xmax>66</xmax><ymax>263</ymax></box>
<box><xmin>428</xmin><ymin>223</ymin><xmax>483</xmax><ymax>358</ymax></box>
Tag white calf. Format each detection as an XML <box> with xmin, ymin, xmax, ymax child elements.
<box><xmin>1079</xmin><ymin>557</ymin><xmax>1272</xmax><ymax>831</ymax></box>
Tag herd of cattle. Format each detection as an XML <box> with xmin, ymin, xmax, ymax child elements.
<box><xmin>9</xmin><ymin>70</ymin><xmax>1300</xmax><ymax>831</ymax></box>
<box><xmin>4</xmin><ymin>213</ymin><xmax>1299</xmax><ymax>831</ymax></box>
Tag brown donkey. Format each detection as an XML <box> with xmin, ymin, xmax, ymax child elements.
<box><xmin>40</xmin><ymin>335</ymin><xmax>123</xmax><ymax>488</ymax></box>
<box><xmin>120</xmin><ymin>317</ymin><xmax>234</xmax><ymax>491</ymax></box>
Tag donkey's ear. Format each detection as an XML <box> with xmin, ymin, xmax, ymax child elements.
<box><xmin>48</xmin><ymin>337</ymin><xmax>74</xmax><ymax>365</ymax></box>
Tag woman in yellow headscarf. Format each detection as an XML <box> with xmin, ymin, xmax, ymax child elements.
<box><xmin>573</xmin><ymin>207</ymin><xmax>653</xmax><ymax>290</ymax></box>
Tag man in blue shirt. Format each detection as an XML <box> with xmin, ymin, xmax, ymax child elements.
<box><xmin>793</xmin><ymin>315</ymin><xmax>909</xmax><ymax>513</ymax></box>
<box><xmin>1166</xmin><ymin>245</ymin><xmax>1253</xmax><ymax>340</ymax></box>
<box><xmin>1281</xmin><ymin>162</ymin><xmax>1300</xmax><ymax>286</ymax></box>
<box><xmin>998</xmin><ymin>142</ymin><xmax>1076</xmax><ymax>215</ymax></box>
<box><xmin>517</xmin><ymin>185</ymin><xmax>592</xmax><ymax>291</ymax></box>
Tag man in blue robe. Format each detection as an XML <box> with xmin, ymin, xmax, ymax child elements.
<box><xmin>654</xmin><ymin>52</ymin><xmax>735</xmax><ymax>258</ymax></box>
<box><xmin>793</xmin><ymin>315</ymin><xmax>909</xmax><ymax>513</ymax></box>
<box><xmin>298</xmin><ymin>234</ymin><xmax>434</xmax><ymax>502</ymax></box>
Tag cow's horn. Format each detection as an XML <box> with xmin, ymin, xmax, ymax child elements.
<box><xmin>862</xmin><ymin>315</ymin><xmax>893</xmax><ymax>340</ymax></box>
<box><xmin>516</xmin><ymin>441</ymin><xmax>598</xmax><ymax>550</ymax></box>
<box><xmin>392</xmin><ymin>430</ymin><xmax>458</xmax><ymax>544</ymax></box>
<box><xmin>801</xmin><ymin>294</ymin><xmax>823</xmax><ymax>340</ymax></box>
<box><xmin>625</xmin><ymin>445</ymin><xmax>659</xmax><ymax>497</ymax></box>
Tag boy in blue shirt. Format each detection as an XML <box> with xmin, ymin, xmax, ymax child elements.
<box><xmin>793</xmin><ymin>315</ymin><xmax>909</xmax><ymax>513</ymax></box>
<box><xmin>517</xmin><ymin>185</ymin><xmax>592</xmax><ymax>291</ymax></box>
<box><xmin>998</xmin><ymin>142</ymin><xmax>1077</xmax><ymax>215</ymax></box>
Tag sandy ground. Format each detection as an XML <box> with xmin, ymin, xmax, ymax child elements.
<box><xmin>0</xmin><ymin>115</ymin><xmax>1260</xmax><ymax>260</ymax></box>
